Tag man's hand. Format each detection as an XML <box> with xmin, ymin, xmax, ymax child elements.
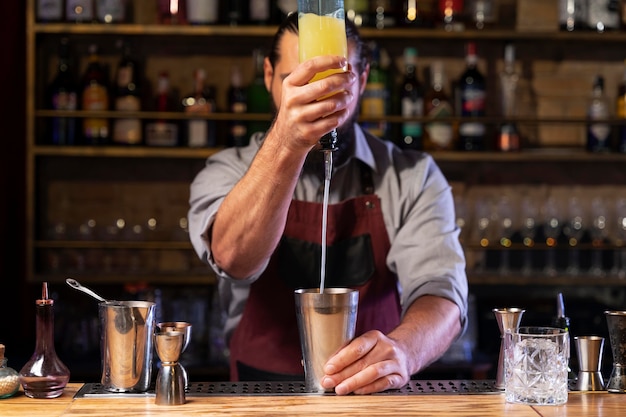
<box><xmin>320</xmin><ymin>296</ymin><xmax>462</xmax><ymax>395</ymax></box>
<box><xmin>270</xmin><ymin>55</ymin><xmax>356</xmax><ymax>153</ymax></box>
<box><xmin>320</xmin><ymin>330</ymin><xmax>411</xmax><ymax>395</ymax></box>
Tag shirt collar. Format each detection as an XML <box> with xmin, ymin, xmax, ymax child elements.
<box><xmin>348</xmin><ymin>124</ymin><xmax>378</xmax><ymax>174</ymax></box>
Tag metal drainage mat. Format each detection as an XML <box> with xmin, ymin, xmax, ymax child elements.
<box><xmin>75</xmin><ymin>380</ymin><xmax>502</xmax><ymax>398</ymax></box>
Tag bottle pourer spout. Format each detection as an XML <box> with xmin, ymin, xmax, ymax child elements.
<box><xmin>319</xmin><ymin>130</ymin><xmax>338</xmax><ymax>151</ymax></box>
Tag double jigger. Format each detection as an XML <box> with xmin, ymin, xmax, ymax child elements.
<box><xmin>154</xmin><ymin>321</ymin><xmax>192</xmax><ymax>406</ymax></box>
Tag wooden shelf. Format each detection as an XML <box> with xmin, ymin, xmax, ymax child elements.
<box><xmin>468</xmin><ymin>273</ymin><xmax>626</xmax><ymax>286</ymax></box>
<box><xmin>32</xmin><ymin>23</ymin><xmax>626</xmax><ymax>43</ymax></box>
<box><xmin>29</xmin><ymin>273</ymin><xmax>216</xmax><ymax>285</ymax></box>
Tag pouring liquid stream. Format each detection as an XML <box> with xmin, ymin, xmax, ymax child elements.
<box><xmin>320</xmin><ymin>149</ymin><xmax>333</xmax><ymax>294</ymax></box>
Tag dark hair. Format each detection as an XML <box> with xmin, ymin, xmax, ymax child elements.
<box><xmin>267</xmin><ymin>12</ymin><xmax>370</xmax><ymax>75</ymax></box>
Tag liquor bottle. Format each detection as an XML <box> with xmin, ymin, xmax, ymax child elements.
<box><xmin>96</xmin><ymin>0</ymin><xmax>131</xmax><ymax>23</ymax></box>
<box><xmin>47</xmin><ymin>37</ymin><xmax>78</xmax><ymax>146</ymax></box>
<box><xmin>466</xmin><ymin>0</ymin><xmax>497</xmax><ymax>30</ymax></box>
<box><xmin>66</xmin><ymin>0</ymin><xmax>95</xmax><ymax>22</ymax></box>
<box><xmin>401</xmin><ymin>0</ymin><xmax>437</xmax><ymax>27</ymax></box>
<box><xmin>112</xmin><ymin>40</ymin><xmax>142</xmax><ymax>145</ymax></box>
<box><xmin>617</xmin><ymin>60</ymin><xmax>626</xmax><ymax>153</ymax></box>
<box><xmin>228</xmin><ymin>65</ymin><xmax>248</xmax><ymax>147</ymax></box>
<box><xmin>18</xmin><ymin>283</ymin><xmax>70</xmax><ymax>399</ymax></box>
<box><xmin>497</xmin><ymin>43</ymin><xmax>520</xmax><ymax>152</ymax></box>
<box><xmin>587</xmin><ymin>75</ymin><xmax>611</xmax><ymax>152</ymax></box>
<box><xmin>360</xmin><ymin>42</ymin><xmax>388</xmax><ymax>139</ymax></box>
<box><xmin>182</xmin><ymin>68</ymin><xmax>216</xmax><ymax>147</ymax></box>
<box><xmin>345</xmin><ymin>0</ymin><xmax>369</xmax><ymax>26</ymax></box>
<box><xmin>146</xmin><ymin>72</ymin><xmax>180</xmax><ymax>146</ymax></box>
<box><xmin>399</xmin><ymin>47</ymin><xmax>423</xmax><ymax>150</ymax></box>
<box><xmin>457</xmin><ymin>42</ymin><xmax>486</xmax><ymax>151</ymax></box>
<box><xmin>246</xmin><ymin>48</ymin><xmax>272</xmax><ymax>136</ymax></box>
<box><xmin>558</xmin><ymin>0</ymin><xmax>586</xmax><ymax>31</ymax></box>
<box><xmin>423</xmin><ymin>61</ymin><xmax>455</xmax><ymax>151</ymax></box>
<box><xmin>222</xmin><ymin>0</ymin><xmax>247</xmax><ymax>25</ymax></box>
<box><xmin>586</xmin><ymin>0</ymin><xmax>619</xmax><ymax>32</ymax></box>
<box><xmin>37</xmin><ymin>0</ymin><xmax>64</xmax><ymax>22</ymax></box>
<box><xmin>276</xmin><ymin>0</ymin><xmax>298</xmax><ymax>21</ymax></box>
<box><xmin>438</xmin><ymin>0</ymin><xmax>465</xmax><ymax>31</ymax></box>
<box><xmin>157</xmin><ymin>0</ymin><xmax>186</xmax><ymax>24</ymax></box>
<box><xmin>81</xmin><ymin>44</ymin><xmax>110</xmax><ymax>145</ymax></box>
<box><xmin>370</xmin><ymin>0</ymin><xmax>397</xmax><ymax>29</ymax></box>
<box><xmin>186</xmin><ymin>0</ymin><xmax>219</xmax><ymax>24</ymax></box>
<box><xmin>248</xmin><ymin>0</ymin><xmax>273</xmax><ymax>25</ymax></box>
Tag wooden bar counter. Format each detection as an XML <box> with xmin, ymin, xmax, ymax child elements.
<box><xmin>3</xmin><ymin>383</ymin><xmax>625</xmax><ymax>417</ymax></box>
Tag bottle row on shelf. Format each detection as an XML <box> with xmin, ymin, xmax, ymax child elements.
<box><xmin>36</xmin><ymin>0</ymin><xmax>626</xmax><ymax>34</ymax></box>
<box><xmin>45</xmin><ymin>37</ymin><xmax>271</xmax><ymax>148</ymax></box>
<box><xmin>42</xmin><ymin>33</ymin><xmax>626</xmax><ymax>152</ymax></box>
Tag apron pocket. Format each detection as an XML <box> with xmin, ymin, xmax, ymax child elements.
<box><xmin>278</xmin><ymin>234</ymin><xmax>375</xmax><ymax>289</ymax></box>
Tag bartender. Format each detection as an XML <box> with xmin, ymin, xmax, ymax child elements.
<box><xmin>189</xmin><ymin>13</ymin><xmax>468</xmax><ymax>395</ymax></box>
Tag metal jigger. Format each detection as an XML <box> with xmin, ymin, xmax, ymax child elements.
<box><xmin>157</xmin><ymin>322</ymin><xmax>192</xmax><ymax>389</ymax></box>
<box><xmin>605</xmin><ymin>311</ymin><xmax>626</xmax><ymax>393</ymax></box>
<box><xmin>154</xmin><ymin>331</ymin><xmax>186</xmax><ymax>405</ymax></box>
<box><xmin>492</xmin><ymin>307</ymin><xmax>525</xmax><ymax>390</ymax></box>
<box><xmin>574</xmin><ymin>336</ymin><xmax>605</xmax><ymax>391</ymax></box>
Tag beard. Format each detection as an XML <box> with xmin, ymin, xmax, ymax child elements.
<box><xmin>302</xmin><ymin>111</ymin><xmax>359</xmax><ymax>174</ymax></box>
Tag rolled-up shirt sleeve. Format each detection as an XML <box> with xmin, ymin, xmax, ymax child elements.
<box><xmin>379</xmin><ymin>149</ymin><xmax>468</xmax><ymax>332</ymax></box>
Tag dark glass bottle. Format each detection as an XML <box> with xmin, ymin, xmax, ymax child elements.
<box><xmin>360</xmin><ymin>42</ymin><xmax>388</xmax><ymax>139</ymax></box>
<box><xmin>457</xmin><ymin>42</ymin><xmax>486</xmax><ymax>151</ymax></box>
<box><xmin>182</xmin><ymin>68</ymin><xmax>216</xmax><ymax>147</ymax></box>
<box><xmin>222</xmin><ymin>0</ymin><xmax>248</xmax><ymax>25</ymax></box>
<box><xmin>558</xmin><ymin>0</ymin><xmax>586</xmax><ymax>31</ymax></box>
<box><xmin>146</xmin><ymin>72</ymin><xmax>180</xmax><ymax>147</ymax></box>
<box><xmin>497</xmin><ymin>43</ymin><xmax>521</xmax><ymax>152</ymax></box>
<box><xmin>36</xmin><ymin>0</ymin><xmax>64</xmax><ymax>22</ymax></box>
<box><xmin>399</xmin><ymin>47</ymin><xmax>423</xmax><ymax>150</ymax></box>
<box><xmin>424</xmin><ymin>61</ymin><xmax>455</xmax><ymax>151</ymax></box>
<box><xmin>227</xmin><ymin>65</ymin><xmax>248</xmax><ymax>147</ymax></box>
<box><xmin>586</xmin><ymin>75</ymin><xmax>611</xmax><ymax>153</ymax></box>
<box><xmin>112</xmin><ymin>40</ymin><xmax>142</xmax><ymax>145</ymax></box>
<box><xmin>47</xmin><ymin>37</ymin><xmax>78</xmax><ymax>146</ymax></box>
<box><xmin>66</xmin><ymin>0</ymin><xmax>95</xmax><ymax>23</ymax></box>
<box><xmin>345</xmin><ymin>0</ymin><xmax>369</xmax><ymax>26</ymax></box>
<box><xmin>438</xmin><ymin>0</ymin><xmax>465</xmax><ymax>31</ymax></box>
<box><xmin>246</xmin><ymin>48</ymin><xmax>272</xmax><ymax>136</ymax></box>
<box><xmin>81</xmin><ymin>44</ymin><xmax>110</xmax><ymax>145</ymax></box>
<box><xmin>18</xmin><ymin>283</ymin><xmax>70</xmax><ymax>399</ymax></box>
<box><xmin>617</xmin><ymin>59</ymin><xmax>626</xmax><ymax>153</ymax></box>
<box><xmin>401</xmin><ymin>0</ymin><xmax>437</xmax><ymax>27</ymax></box>
<box><xmin>370</xmin><ymin>0</ymin><xmax>397</xmax><ymax>29</ymax></box>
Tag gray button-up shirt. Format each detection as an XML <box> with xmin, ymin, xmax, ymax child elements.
<box><xmin>189</xmin><ymin>124</ymin><xmax>468</xmax><ymax>342</ymax></box>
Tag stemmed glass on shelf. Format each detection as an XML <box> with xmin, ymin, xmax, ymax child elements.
<box><xmin>589</xmin><ymin>197</ymin><xmax>608</xmax><ymax>277</ymax></box>
<box><xmin>519</xmin><ymin>195</ymin><xmax>538</xmax><ymax>276</ymax></box>
<box><xmin>562</xmin><ymin>196</ymin><xmax>585</xmax><ymax>276</ymax></box>
<box><xmin>610</xmin><ymin>197</ymin><xmax>626</xmax><ymax>279</ymax></box>
<box><xmin>542</xmin><ymin>196</ymin><xmax>562</xmax><ymax>277</ymax></box>
<box><xmin>496</xmin><ymin>196</ymin><xmax>515</xmax><ymax>276</ymax></box>
<box><xmin>473</xmin><ymin>198</ymin><xmax>492</xmax><ymax>274</ymax></box>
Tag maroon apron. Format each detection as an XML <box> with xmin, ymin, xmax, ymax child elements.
<box><xmin>228</xmin><ymin>164</ymin><xmax>401</xmax><ymax>380</ymax></box>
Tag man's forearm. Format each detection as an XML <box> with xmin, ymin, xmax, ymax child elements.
<box><xmin>388</xmin><ymin>295</ymin><xmax>462</xmax><ymax>376</ymax></box>
<box><xmin>210</xmin><ymin>134</ymin><xmax>309</xmax><ymax>279</ymax></box>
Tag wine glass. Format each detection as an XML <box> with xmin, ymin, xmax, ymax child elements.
<box><xmin>473</xmin><ymin>198</ymin><xmax>493</xmax><ymax>274</ymax></box>
<box><xmin>519</xmin><ymin>195</ymin><xmax>538</xmax><ymax>276</ymax></box>
<box><xmin>542</xmin><ymin>196</ymin><xmax>562</xmax><ymax>277</ymax></box>
<box><xmin>562</xmin><ymin>196</ymin><xmax>585</xmax><ymax>276</ymax></box>
<box><xmin>496</xmin><ymin>196</ymin><xmax>515</xmax><ymax>275</ymax></box>
<box><xmin>454</xmin><ymin>193</ymin><xmax>470</xmax><ymax>245</ymax></box>
<box><xmin>612</xmin><ymin>197</ymin><xmax>626</xmax><ymax>279</ymax></box>
<box><xmin>589</xmin><ymin>197</ymin><xmax>608</xmax><ymax>277</ymax></box>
